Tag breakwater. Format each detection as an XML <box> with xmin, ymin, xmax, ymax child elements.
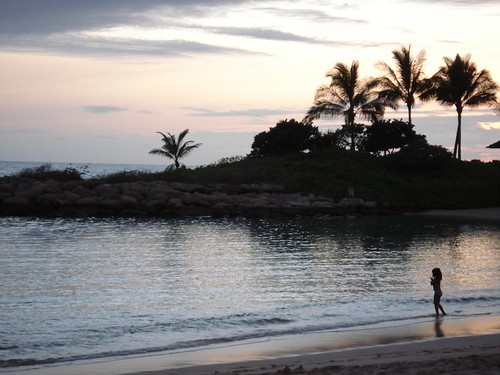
<box><xmin>0</xmin><ymin>178</ymin><xmax>381</xmax><ymax>218</ymax></box>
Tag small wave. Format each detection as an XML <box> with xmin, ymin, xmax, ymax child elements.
<box><xmin>0</xmin><ymin>346</ymin><xmax>17</xmax><ymax>351</ymax></box>
<box><xmin>446</xmin><ymin>296</ymin><xmax>500</xmax><ymax>303</ymax></box>
<box><xmin>3</xmin><ymin>307</ymin><xmax>497</xmax><ymax>370</ymax></box>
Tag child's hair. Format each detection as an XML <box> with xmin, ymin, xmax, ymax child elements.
<box><xmin>432</xmin><ymin>268</ymin><xmax>443</xmax><ymax>280</ymax></box>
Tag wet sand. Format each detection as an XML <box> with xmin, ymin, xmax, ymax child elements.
<box><xmin>8</xmin><ymin>315</ymin><xmax>500</xmax><ymax>375</ymax></box>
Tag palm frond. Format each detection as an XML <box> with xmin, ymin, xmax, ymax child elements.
<box><xmin>149</xmin><ymin>129</ymin><xmax>201</xmax><ymax>169</ymax></box>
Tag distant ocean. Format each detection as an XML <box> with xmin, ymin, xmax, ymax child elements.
<box><xmin>0</xmin><ymin>161</ymin><xmax>168</xmax><ymax>178</ymax></box>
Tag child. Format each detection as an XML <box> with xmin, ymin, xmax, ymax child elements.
<box><xmin>430</xmin><ymin>268</ymin><xmax>447</xmax><ymax>317</ymax></box>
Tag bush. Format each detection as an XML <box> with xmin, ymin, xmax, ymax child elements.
<box><xmin>98</xmin><ymin>170</ymin><xmax>166</xmax><ymax>183</ymax></box>
<box><xmin>14</xmin><ymin>163</ymin><xmax>86</xmax><ymax>181</ymax></box>
<box><xmin>384</xmin><ymin>138</ymin><xmax>453</xmax><ymax>172</ymax></box>
<box><xmin>250</xmin><ymin>119</ymin><xmax>319</xmax><ymax>157</ymax></box>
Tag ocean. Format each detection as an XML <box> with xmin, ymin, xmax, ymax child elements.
<box><xmin>0</xmin><ymin>214</ymin><xmax>499</xmax><ymax>371</ymax></box>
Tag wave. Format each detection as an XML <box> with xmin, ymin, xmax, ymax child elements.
<box><xmin>3</xmin><ymin>297</ymin><xmax>499</xmax><ymax>369</ymax></box>
<box><xmin>445</xmin><ymin>296</ymin><xmax>500</xmax><ymax>304</ymax></box>
<box><xmin>0</xmin><ymin>312</ymin><xmax>448</xmax><ymax>369</ymax></box>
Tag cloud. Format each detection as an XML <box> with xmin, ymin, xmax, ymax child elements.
<box><xmin>0</xmin><ymin>0</ymin><xmax>260</xmax><ymax>57</ymax></box>
<box><xmin>260</xmin><ymin>6</ymin><xmax>367</xmax><ymax>24</ymax></box>
<box><xmin>209</xmin><ymin>26</ymin><xmax>382</xmax><ymax>47</ymax></box>
<box><xmin>183</xmin><ymin>107</ymin><xmax>303</xmax><ymax>118</ymax></box>
<box><xmin>414</xmin><ymin>0</ymin><xmax>499</xmax><ymax>5</ymax></box>
<box><xmin>3</xmin><ymin>33</ymin><xmax>259</xmax><ymax>57</ymax></box>
<box><xmin>478</xmin><ymin>122</ymin><xmax>500</xmax><ymax>131</ymax></box>
<box><xmin>0</xmin><ymin>0</ymin><xmax>245</xmax><ymax>35</ymax></box>
<box><xmin>83</xmin><ymin>106</ymin><xmax>128</xmax><ymax>114</ymax></box>
<box><xmin>0</xmin><ymin>0</ymin><xmax>385</xmax><ymax>57</ymax></box>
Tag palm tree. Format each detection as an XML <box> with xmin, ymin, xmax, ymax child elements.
<box><xmin>426</xmin><ymin>54</ymin><xmax>498</xmax><ymax>160</ymax></box>
<box><xmin>375</xmin><ymin>45</ymin><xmax>428</xmax><ymax>125</ymax></box>
<box><xmin>149</xmin><ymin>129</ymin><xmax>202</xmax><ymax>170</ymax></box>
<box><xmin>303</xmin><ymin>61</ymin><xmax>396</xmax><ymax>151</ymax></box>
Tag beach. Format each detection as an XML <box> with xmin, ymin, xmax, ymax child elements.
<box><xmin>418</xmin><ymin>207</ymin><xmax>500</xmax><ymax>221</ymax></box>
<box><xmin>164</xmin><ymin>332</ymin><xmax>500</xmax><ymax>375</ymax></box>
<box><xmin>7</xmin><ymin>315</ymin><xmax>499</xmax><ymax>375</ymax></box>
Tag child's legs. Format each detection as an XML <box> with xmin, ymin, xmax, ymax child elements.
<box><xmin>434</xmin><ymin>292</ymin><xmax>445</xmax><ymax>315</ymax></box>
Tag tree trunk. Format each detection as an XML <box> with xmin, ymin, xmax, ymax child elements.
<box><xmin>453</xmin><ymin>109</ymin><xmax>462</xmax><ymax>160</ymax></box>
<box><xmin>407</xmin><ymin>103</ymin><xmax>412</xmax><ymax>126</ymax></box>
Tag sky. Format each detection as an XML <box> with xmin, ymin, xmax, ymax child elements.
<box><xmin>1</xmin><ymin>0</ymin><xmax>500</xmax><ymax>167</ymax></box>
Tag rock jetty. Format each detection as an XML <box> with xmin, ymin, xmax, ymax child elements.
<box><xmin>0</xmin><ymin>179</ymin><xmax>380</xmax><ymax>218</ymax></box>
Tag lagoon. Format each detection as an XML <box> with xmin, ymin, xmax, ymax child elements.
<box><xmin>0</xmin><ymin>215</ymin><xmax>499</xmax><ymax>371</ymax></box>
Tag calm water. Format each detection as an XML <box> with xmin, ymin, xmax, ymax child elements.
<box><xmin>0</xmin><ymin>215</ymin><xmax>499</xmax><ymax>370</ymax></box>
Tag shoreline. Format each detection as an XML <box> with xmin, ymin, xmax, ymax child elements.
<box><xmin>417</xmin><ymin>207</ymin><xmax>500</xmax><ymax>221</ymax></box>
<box><xmin>6</xmin><ymin>314</ymin><xmax>499</xmax><ymax>375</ymax></box>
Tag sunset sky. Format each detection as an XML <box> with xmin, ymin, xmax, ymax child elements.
<box><xmin>1</xmin><ymin>0</ymin><xmax>499</xmax><ymax>166</ymax></box>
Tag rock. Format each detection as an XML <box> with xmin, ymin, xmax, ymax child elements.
<box><xmin>75</xmin><ymin>196</ymin><xmax>99</xmax><ymax>207</ymax></box>
<box><xmin>72</xmin><ymin>185</ymin><xmax>93</xmax><ymax>197</ymax></box>
<box><xmin>0</xmin><ymin>192</ymin><xmax>13</xmax><ymax>202</ymax></box>
<box><xmin>120</xmin><ymin>195</ymin><xmax>138</xmax><ymax>207</ymax></box>
<box><xmin>63</xmin><ymin>191</ymin><xmax>80</xmax><ymax>201</ymax></box>
<box><xmin>338</xmin><ymin>197</ymin><xmax>365</xmax><ymax>206</ymax></box>
<box><xmin>0</xmin><ymin>178</ymin><xmax>382</xmax><ymax>218</ymax></box>
<box><xmin>167</xmin><ymin>197</ymin><xmax>184</xmax><ymax>208</ymax></box>
<box><xmin>0</xmin><ymin>182</ymin><xmax>15</xmax><ymax>195</ymax></box>
<box><xmin>16</xmin><ymin>185</ymin><xmax>44</xmax><ymax>200</ymax></box>
<box><xmin>169</xmin><ymin>182</ymin><xmax>209</xmax><ymax>193</ymax></box>
<box><xmin>93</xmin><ymin>184</ymin><xmax>120</xmax><ymax>199</ymax></box>
<box><xmin>147</xmin><ymin>182</ymin><xmax>180</xmax><ymax>200</ymax></box>
<box><xmin>1</xmin><ymin>197</ymin><xmax>30</xmax><ymax>215</ymax></box>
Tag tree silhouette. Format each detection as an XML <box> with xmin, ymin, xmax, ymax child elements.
<box><xmin>304</xmin><ymin>61</ymin><xmax>396</xmax><ymax>151</ymax></box>
<box><xmin>250</xmin><ymin>119</ymin><xmax>319</xmax><ymax>157</ymax></box>
<box><xmin>425</xmin><ymin>54</ymin><xmax>498</xmax><ymax>160</ymax></box>
<box><xmin>362</xmin><ymin>119</ymin><xmax>418</xmax><ymax>156</ymax></box>
<box><xmin>149</xmin><ymin>129</ymin><xmax>201</xmax><ymax>170</ymax></box>
<box><xmin>375</xmin><ymin>45</ymin><xmax>429</xmax><ymax>125</ymax></box>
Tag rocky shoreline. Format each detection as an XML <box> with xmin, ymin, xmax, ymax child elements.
<box><xmin>0</xmin><ymin>178</ymin><xmax>382</xmax><ymax>218</ymax></box>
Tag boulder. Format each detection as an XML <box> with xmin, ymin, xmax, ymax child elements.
<box><xmin>1</xmin><ymin>197</ymin><xmax>31</xmax><ymax>215</ymax></box>
<box><xmin>93</xmin><ymin>184</ymin><xmax>120</xmax><ymax>199</ymax></box>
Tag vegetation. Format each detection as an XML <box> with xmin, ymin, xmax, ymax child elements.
<box><xmin>12</xmin><ymin>163</ymin><xmax>86</xmax><ymax>180</ymax></box>
<box><xmin>304</xmin><ymin>61</ymin><xmax>397</xmax><ymax>151</ymax></box>
<box><xmin>250</xmin><ymin>119</ymin><xmax>319</xmax><ymax>157</ymax></box>
<box><xmin>160</xmin><ymin>149</ymin><xmax>499</xmax><ymax>210</ymax></box>
<box><xmin>5</xmin><ymin>46</ymin><xmax>499</xmax><ymax>212</ymax></box>
<box><xmin>375</xmin><ymin>45</ymin><xmax>429</xmax><ymax>125</ymax></box>
<box><xmin>422</xmin><ymin>54</ymin><xmax>499</xmax><ymax>160</ymax></box>
<box><xmin>361</xmin><ymin>119</ymin><xmax>419</xmax><ymax>156</ymax></box>
<box><xmin>149</xmin><ymin>129</ymin><xmax>201</xmax><ymax>170</ymax></box>
<box><xmin>5</xmin><ymin>148</ymin><xmax>498</xmax><ymax>210</ymax></box>
<box><xmin>303</xmin><ymin>48</ymin><xmax>498</xmax><ymax>160</ymax></box>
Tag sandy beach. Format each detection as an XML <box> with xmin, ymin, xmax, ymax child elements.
<box><xmin>164</xmin><ymin>333</ymin><xmax>500</xmax><ymax>375</ymax></box>
<box><xmin>7</xmin><ymin>315</ymin><xmax>499</xmax><ymax>375</ymax></box>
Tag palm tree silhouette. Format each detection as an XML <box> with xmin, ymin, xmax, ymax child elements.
<box><xmin>304</xmin><ymin>61</ymin><xmax>396</xmax><ymax>151</ymax></box>
<box><xmin>149</xmin><ymin>129</ymin><xmax>202</xmax><ymax>170</ymax></box>
<box><xmin>375</xmin><ymin>45</ymin><xmax>428</xmax><ymax>125</ymax></box>
<box><xmin>425</xmin><ymin>54</ymin><xmax>498</xmax><ymax>160</ymax></box>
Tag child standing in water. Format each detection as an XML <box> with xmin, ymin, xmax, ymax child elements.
<box><xmin>431</xmin><ymin>268</ymin><xmax>447</xmax><ymax>317</ymax></box>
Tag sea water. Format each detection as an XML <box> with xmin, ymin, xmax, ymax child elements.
<box><xmin>0</xmin><ymin>215</ymin><xmax>499</xmax><ymax>370</ymax></box>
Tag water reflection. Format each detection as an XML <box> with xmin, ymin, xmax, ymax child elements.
<box><xmin>435</xmin><ymin>319</ymin><xmax>444</xmax><ymax>337</ymax></box>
